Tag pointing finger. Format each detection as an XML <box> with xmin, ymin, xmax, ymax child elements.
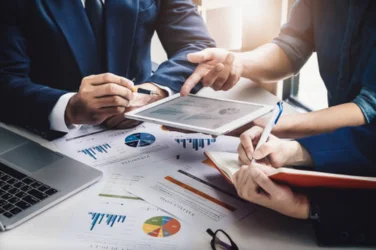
<box><xmin>187</xmin><ymin>49</ymin><xmax>215</xmax><ymax>64</ymax></box>
<box><xmin>201</xmin><ymin>63</ymin><xmax>224</xmax><ymax>87</ymax></box>
<box><xmin>181</xmin><ymin>65</ymin><xmax>209</xmax><ymax>96</ymax></box>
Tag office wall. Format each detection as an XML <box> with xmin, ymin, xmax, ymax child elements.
<box><xmin>241</xmin><ymin>0</ymin><xmax>283</xmax><ymax>51</ymax></box>
<box><xmin>151</xmin><ymin>34</ymin><xmax>167</xmax><ymax>64</ymax></box>
<box><xmin>151</xmin><ymin>0</ymin><xmax>284</xmax><ymax>64</ymax></box>
<box><xmin>205</xmin><ymin>6</ymin><xmax>243</xmax><ymax>50</ymax></box>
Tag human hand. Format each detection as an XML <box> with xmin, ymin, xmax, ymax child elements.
<box><xmin>129</xmin><ymin>82</ymin><xmax>168</xmax><ymax>107</ymax></box>
<box><xmin>181</xmin><ymin>48</ymin><xmax>243</xmax><ymax>96</ymax></box>
<box><xmin>238</xmin><ymin>126</ymin><xmax>312</xmax><ymax>167</ymax></box>
<box><xmin>105</xmin><ymin>83</ymin><xmax>167</xmax><ymax>129</ymax></box>
<box><xmin>233</xmin><ymin>162</ymin><xmax>310</xmax><ymax>219</ymax></box>
<box><xmin>65</xmin><ymin>73</ymin><xmax>134</xmax><ymax>126</ymax></box>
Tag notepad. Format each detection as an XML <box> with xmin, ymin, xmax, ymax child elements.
<box><xmin>205</xmin><ymin>151</ymin><xmax>376</xmax><ymax>189</ymax></box>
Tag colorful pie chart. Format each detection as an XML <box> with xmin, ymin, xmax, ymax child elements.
<box><xmin>143</xmin><ymin>216</ymin><xmax>181</xmax><ymax>238</ymax></box>
<box><xmin>125</xmin><ymin>133</ymin><xmax>156</xmax><ymax>147</ymax></box>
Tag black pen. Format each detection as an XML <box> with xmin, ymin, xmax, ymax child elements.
<box><xmin>131</xmin><ymin>78</ymin><xmax>160</xmax><ymax>96</ymax></box>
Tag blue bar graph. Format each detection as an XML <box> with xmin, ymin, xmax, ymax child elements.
<box><xmin>175</xmin><ymin>138</ymin><xmax>216</xmax><ymax>151</ymax></box>
<box><xmin>78</xmin><ymin>143</ymin><xmax>111</xmax><ymax>160</ymax></box>
<box><xmin>88</xmin><ymin>212</ymin><xmax>126</xmax><ymax>231</ymax></box>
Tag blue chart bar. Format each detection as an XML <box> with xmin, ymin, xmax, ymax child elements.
<box><xmin>78</xmin><ymin>143</ymin><xmax>111</xmax><ymax>160</ymax></box>
<box><xmin>175</xmin><ymin>138</ymin><xmax>216</xmax><ymax>151</ymax></box>
<box><xmin>89</xmin><ymin>212</ymin><xmax>126</xmax><ymax>231</ymax></box>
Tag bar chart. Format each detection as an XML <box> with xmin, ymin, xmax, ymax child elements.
<box><xmin>88</xmin><ymin>212</ymin><xmax>126</xmax><ymax>231</ymax></box>
<box><xmin>78</xmin><ymin>143</ymin><xmax>111</xmax><ymax>160</ymax></box>
<box><xmin>175</xmin><ymin>138</ymin><xmax>216</xmax><ymax>151</ymax></box>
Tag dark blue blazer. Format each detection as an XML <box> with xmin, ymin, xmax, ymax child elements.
<box><xmin>297</xmin><ymin>123</ymin><xmax>376</xmax><ymax>246</ymax></box>
<box><xmin>0</xmin><ymin>0</ymin><xmax>215</xmax><ymax>139</ymax></box>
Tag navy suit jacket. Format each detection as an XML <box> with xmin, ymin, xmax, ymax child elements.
<box><xmin>0</xmin><ymin>0</ymin><xmax>215</xmax><ymax>139</ymax></box>
<box><xmin>297</xmin><ymin>122</ymin><xmax>376</xmax><ymax>246</ymax></box>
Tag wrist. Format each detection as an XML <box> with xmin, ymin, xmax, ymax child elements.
<box><xmin>293</xmin><ymin>194</ymin><xmax>310</xmax><ymax>219</ymax></box>
<box><xmin>236</xmin><ymin>52</ymin><xmax>250</xmax><ymax>79</ymax></box>
<box><xmin>286</xmin><ymin>141</ymin><xmax>313</xmax><ymax>167</ymax></box>
<box><xmin>141</xmin><ymin>82</ymin><xmax>168</xmax><ymax>99</ymax></box>
<box><xmin>65</xmin><ymin>94</ymin><xmax>78</xmax><ymax>126</ymax></box>
<box><xmin>271</xmin><ymin>115</ymin><xmax>297</xmax><ymax>138</ymax></box>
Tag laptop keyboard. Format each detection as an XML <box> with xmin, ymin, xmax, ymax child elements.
<box><xmin>0</xmin><ymin>162</ymin><xmax>58</xmax><ymax>219</ymax></box>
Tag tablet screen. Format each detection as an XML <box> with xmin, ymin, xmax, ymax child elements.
<box><xmin>136</xmin><ymin>95</ymin><xmax>263</xmax><ymax>129</ymax></box>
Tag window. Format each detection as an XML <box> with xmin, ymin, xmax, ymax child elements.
<box><xmin>283</xmin><ymin>54</ymin><xmax>328</xmax><ymax>112</ymax></box>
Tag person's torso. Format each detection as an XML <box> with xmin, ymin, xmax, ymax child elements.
<box><xmin>18</xmin><ymin>0</ymin><xmax>159</xmax><ymax>91</ymax></box>
<box><xmin>310</xmin><ymin>0</ymin><xmax>375</xmax><ymax>106</ymax></box>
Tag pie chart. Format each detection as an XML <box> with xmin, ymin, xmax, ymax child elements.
<box><xmin>125</xmin><ymin>133</ymin><xmax>155</xmax><ymax>147</ymax></box>
<box><xmin>143</xmin><ymin>216</ymin><xmax>181</xmax><ymax>238</ymax></box>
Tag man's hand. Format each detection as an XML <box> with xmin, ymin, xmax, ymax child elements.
<box><xmin>105</xmin><ymin>83</ymin><xmax>168</xmax><ymax>129</ymax></box>
<box><xmin>65</xmin><ymin>73</ymin><xmax>134</xmax><ymax>126</ymax></box>
<box><xmin>181</xmin><ymin>48</ymin><xmax>243</xmax><ymax>96</ymax></box>
<box><xmin>233</xmin><ymin>162</ymin><xmax>310</xmax><ymax>219</ymax></box>
<box><xmin>238</xmin><ymin>126</ymin><xmax>313</xmax><ymax>167</ymax></box>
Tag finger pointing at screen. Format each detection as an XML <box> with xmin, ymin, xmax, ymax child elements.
<box><xmin>181</xmin><ymin>48</ymin><xmax>243</xmax><ymax>96</ymax></box>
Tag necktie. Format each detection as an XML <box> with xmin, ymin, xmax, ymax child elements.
<box><xmin>85</xmin><ymin>0</ymin><xmax>105</xmax><ymax>72</ymax></box>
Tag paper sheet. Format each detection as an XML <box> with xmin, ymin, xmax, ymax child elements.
<box><xmin>58</xmin><ymin>192</ymin><xmax>207</xmax><ymax>250</ymax></box>
<box><xmin>54</xmin><ymin>123</ymin><xmax>177</xmax><ymax>169</ymax></box>
<box><xmin>54</xmin><ymin>123</ymin><xmax>211</xmax><ymax>200</ymax></box>
<box><xmin>54</xmin><ymin>123</ymin><xmax>255</xmax><ymax>234</ymax></box>
<box><xmin>126</xmin><ymin>136</ymin><xmax>257</xmax><ymax>231</ymax></box>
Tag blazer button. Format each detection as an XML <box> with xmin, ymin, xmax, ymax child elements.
<box><xmin>41</xmin><ymin>132</ymin><xmax>47</xmax><ymax>138</ymax></box>
<box><xmin>340</xmin><ymin>232</ymin><xmax>349</xmax><ymax>242</ymax></box>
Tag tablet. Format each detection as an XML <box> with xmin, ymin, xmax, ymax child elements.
<box><xmin>125</xmin><ymin>94</ymin><xmax>274</xmax><ymax>135</ymax></box>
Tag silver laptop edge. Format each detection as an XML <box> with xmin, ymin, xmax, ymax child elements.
<box><xmin>0</xmin><ymin>127</ymin><xmax>103</xmax><ymax>231</ymax></box>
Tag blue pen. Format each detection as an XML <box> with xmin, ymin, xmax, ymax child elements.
<box><xmin>254</xmin><ymin>101</ymin><xmax>283</xmax><ymax>152</ymax></box>
<box><xmin>242</xmin><ymin>101</ymin><xmax>283</xmax><ymax>162</ymax></box>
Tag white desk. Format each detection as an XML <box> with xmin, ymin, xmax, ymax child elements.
<box><xmin>0</xmin><ymin>79</ymin><xmax>370</xmax><ymax>250</ymax></box>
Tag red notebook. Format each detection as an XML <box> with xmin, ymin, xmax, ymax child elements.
<box><xmin>204</xmin><ymin>151</ymin><xmax>376</xmax><ymax>189</ymax></box>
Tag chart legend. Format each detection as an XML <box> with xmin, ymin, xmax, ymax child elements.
<box><xmin>78</xmin><ymin>143</ymin><xmax>111</xmax><ymax>160</ymax></box>
<box><xmin>175</xmin><ymin>138</ymin><xmax>216</xmax><ymax>151</ymax></box>
<box><xmin>143</xmin><ymin>216</ymin><xmax>181</xmax><ymax>238</ymax></box>
<box><xmin>125</xmin><ymin>133</ymin><xmax>156</xmax><ymax>147</ymax></box>
<box><xmin>88</xmin><ymin>212</ymin><xmax>126</xmax><ymax>231</ymax></box>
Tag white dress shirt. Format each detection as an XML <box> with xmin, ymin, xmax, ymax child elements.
<box><xmin>49</xmin><ymin>0</ymin><xmax>173</xmax><ymax>132</ymax></box>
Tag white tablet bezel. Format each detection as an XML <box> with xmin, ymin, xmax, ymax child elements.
<box><xmin>125</xmin><ymin>94</ymin><xmax>274</xmax><ymax>135</ymax></box>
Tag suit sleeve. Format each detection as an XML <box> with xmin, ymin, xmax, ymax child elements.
<box><xmin>0</xmin><ymin>1</ymin><xmax>67</xmax><ymax>139</ymax></box>
<box><xmin>296</xmin><ymin>124</ymin><xmax>376</xmax><ymax>246</ymax></box>
<box><xmin>297</xmin><ymin>123</ymin><xmax>376</xmax><ymax>176</ymax></box>
<box><xmin>146</xmin><ymin>0</ymin><xmax>216</xmax><ymax>93</ymax></box>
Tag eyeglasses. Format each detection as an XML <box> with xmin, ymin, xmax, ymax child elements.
<box><xmin>207</xmin><ymin>228</ymin><xmax>238</xmax><ymax>250</ymax></box>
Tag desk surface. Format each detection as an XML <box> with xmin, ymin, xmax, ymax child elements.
<box><xmin>0</xmin><ymin>79</ymin><xmax>369</xmax><ymax>250</ymax></box>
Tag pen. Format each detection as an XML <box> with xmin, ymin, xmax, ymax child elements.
<box><xmin>254</xmin><ymin>101</ymin><xmax>283</xmax><ymax>154</ymax></box>
<box><xmin>245</xmin><ymin>101</ymin><xmax>283</xmax><ymax>162</ymax></box>
<box><xmin>132</xmin><ymin>87</ymin><xmax>160</xmax><ymax>96</ymax></box>
<box><xmin>130</xmin><ymin>78</ymin><xmax>160</xmax><ymax>96</ymax></box>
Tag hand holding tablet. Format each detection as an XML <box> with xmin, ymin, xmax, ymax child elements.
<box><xmin>125</xmin><ymin>94</ymin><xmax>274</xmax><ymax>136</ymax></box>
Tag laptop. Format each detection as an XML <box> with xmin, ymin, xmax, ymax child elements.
<box><xmin>0</xmin><ymin>127</ymin><xmax>103</xmax><ymax>231</ymax></box>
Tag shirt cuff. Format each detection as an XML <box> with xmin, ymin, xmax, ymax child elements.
<box><xmin>352</xmin><ymin>86</ymin><xmax>376</xmax><ymax>123</ymax></box>
<box><xmin>48</xmin><ymin>93</ymin><xmax>81</xmax><ymax>133</ymax></box>
<box><xmin>150</xmin><ymin>83</ymin><xmax>175</xmax><ymax>96</ymax></box>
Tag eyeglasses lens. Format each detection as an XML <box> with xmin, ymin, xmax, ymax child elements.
<box><xmin>214</xmin><ymin>231</ymin><xmax>233</xmax><ymax>250</ymax></box>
